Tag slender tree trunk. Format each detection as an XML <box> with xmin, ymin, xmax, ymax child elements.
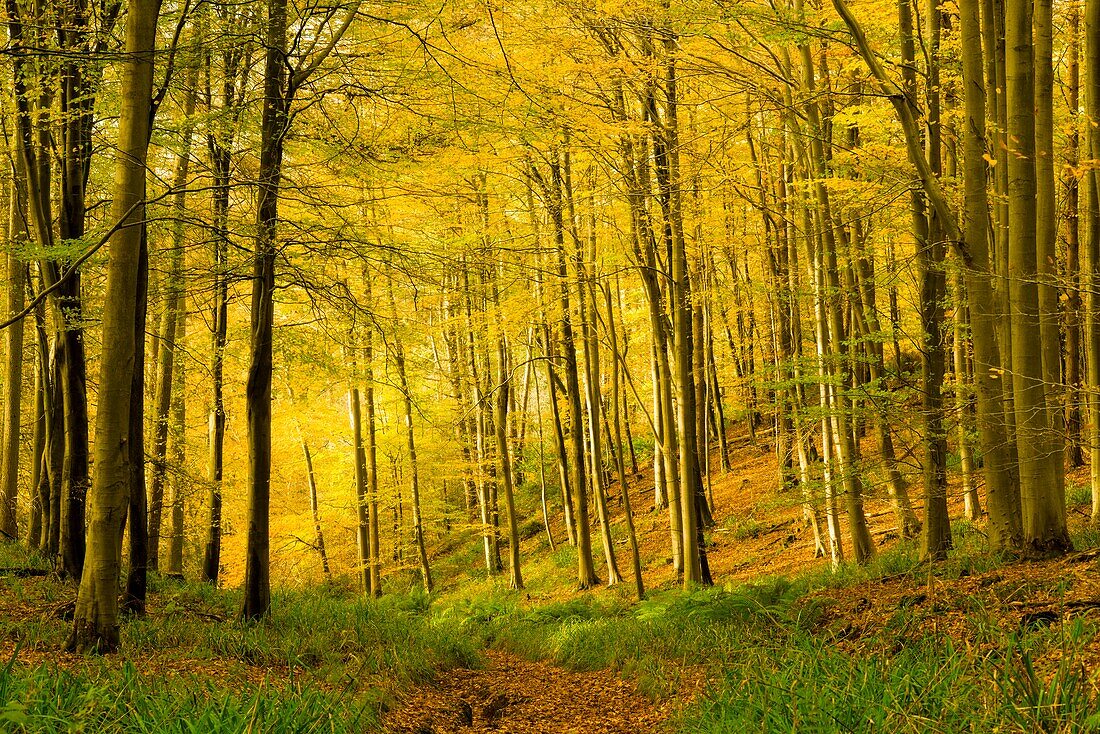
<box><xmin>364</xmin><ymin>283</ymin><xmax>382</xmax><ymax>596</ymax></box>
<box><xmin>659</xmin><ymin>38</ymin><xmax>703</xmax><ymax>584</ymax></box>
<box><xmin>67</xmin><ymin>0</ymin><xmax>158</xmax><ymax>652</ymax></box>
<box><xmin>123</xmin><ymin>228</ymin><xmax>150</xmax><ymax>615</ymax></box>
<box><xmin>549</xmin><ymin>153</ymin><xmax>598</xmax><ymax>588</ymax></box>
<box><xmin>918</xmin><ymin>0</ymin><xmax>951</xmax><ymax>561</ymax></box>
<box><xmin>960</xmin><ymin>0</ymin><xmax>1022</xmax><ymax>549</ymax></box>
<box><xmin>1034</xmin><ymin>0</ymin><xmax>1065</xmax><ymax>514</ymax></box>
<box><xmin>650</xmin><ymin>344</ymin><xmax>666</xmax><ymax>512</ymax></box>
<box><xmin>47</xmin><ymin>341</ymin><xmax>63</xmax><ymax>560</ymax></box>
<box><xmin>241</xmin><ymin>0</ymin><xmax>290</xmax><ymax>620</ymax></box>
<box><xmin>28</xmin><ymin>323</ymin><xmax>46</xmax><ymax>550</ymax></box>
<box><xmin>544</xmin><ymin>346</ymin><xmax>576</xmax><ymax>545</ymax></box>
<box><xmin>1085</xmin><ymin>0</ymin><xmax>1100</xmax><ymax>523</ymax></box>
<box><xmin>533</xmin><ymin>366</ymin><xmax>556</xmax><ymax>552</ymax></box>
<box><xmin>1065</xmin><ymin>2</ymin><xmax>1085</xmax><ymax>469</ymax></box>
<box><xmin>576</xmin><ymin>195</ymin><xmax>621</xmax><ymax>586</ymax></box>
<box><xmin>348</xmin><ymin>354</ymin><xmax>371</xmax><ymax>593</ymax></box>
<box><xmin>1</xmin><ymin>179</ymin><xmax>26</xmax><ymax>540</ymax></box>
<box><xmin>202</xmin><ymin>116</ymin><xmax>232</xmax><ymax>586</ymax></box>
<box><xmin>494</xmin><ymin>330</ymin><xmax>523</xmax><ymax>590</ymax></box>
<box><xmin>463</xmin><ymin>262</ymin><xmax>498</xmax><ymax>574</ymax></box>
<box><xmin>391</xmin><ymin>279</ymin><xmax>433</xmax><ymax>592</ymax></box>
<box><xmin>301</xmin><ymin>439</ymin><xmax>331</xmax><ymax>577</ymax></box>
<box><xmin>165</xmin><ymin>301</ymin><xmax>186</xmax><ymax>578</ymax></box>
<box><xmin>953</xmin><ymin>271</ymin><xmax>982</xmax><ymax>520</ymax></box>
<box><xmin>148</xmin><ymin>73</ymin><xmax>198</xmax><ymax>572</ymax></box>
<box><xmin>605</xmin><ymin>283</ymin><xmax>643</xmax><ymax>600</ymax></box>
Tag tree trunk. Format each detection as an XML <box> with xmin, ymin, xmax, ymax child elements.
<box><xmin>201</xmin><ymin>111</ymin><xmax>232</xmax><ymax>587</ymax></box>
<box><xmin>1033</xmin><ymin>0</ymin><xmax>1066</xmax><ymax>514</ymax></box>
<box><xmin>28</xmin><ymin>322</ymin><xmax>46</xmax><ymax>550</ymax></box>
<box><xmin>301</xmin><ymin>439</ymin><xmax>331</xmax><ymax>577</ymax></box>
<box><xmin>1006</xmin><ymin>0</ymin><xmax>1070</xmax><ymax>554</ymax></box>
<box><xmin>348</xmin><ymin>357</ymin><xmax>371</xmax><ymax>593</ymax></box>
<box><xmin>241</xmin><ymin>0</ymin><xmax>289</xmax><ymax>620</ymax></box>
<box><xmin>1065</xmin><ymin>1</ymin><xmax>1085</xmax><ymax>469</ymax></box>
<box><xmin>953</xmin><ymin>271</ymin><xmax>982</xmax><ymax>521</ymax></box>
<box><xmin>1</xmin><ymin>179</ymin><xmax>26</xmax><ymax>541</ymax></box>
<box><xmin>148</xmin><ymin>73</ymin><xmax>198</xmax><ymax>572</ymax></box>
<box><xmin>1085</xmin><ymin>0</ymin><xmax>1100</xmax><ymax>523</ymax></box>
<box><xmin>67</xmin><ymin>0</ymin><xmax>158</xmax><ymax>652</ymax></box>
<box><xmin>123</xmin><ymin>227</ymin><xmax>150</xmax><ymax>615</ymax></box>
<box><xmin>363</xmin><ymin>283</ymin><xmax>382</xmax><ymax>596</ymax></box>
<box><xmin>533</xmin><ymin>364</ymin><xmax>556</xmax><ymax>552</ymax></box>
<box><xmin>918</xmin><ymin>0</ymin><xmax>951</xmax><ymax>561</ymax></box>
<box><xmin>44</xmin><ymin>336</ymin><xmax>63</xmax><ymax>559</ymax></box>
<box><xmin>494</xmin><ymin>331</ymin><xmax>523</xmax><ymax>590</ymax></box>
<box><xmin>604</xmin><ymin>283</ymin><xmax>643</xmax><ymax>600</ymax></box>
<box><xmin>550</xmin><ymin>153</ymin><xmax>598</xmax><ymax>589</ymax></box>
<box><xmin>576</xmin><ymin>191</ymin><xmax>621</xmax><ymax>586</ymax></box>
<box><xmin>658</xmin><ymin>38</ymin><xmax>703</xmax><ymax>585</ymax></box>
<box><xmin>391</xmin><ymin>278</ymin><xmax>433</xmax><ymax>592</ymax></box>
<box><xmin>165</xmin><ymin>300</ymin><xmax>186</xmax><ymax>579</ymax></box>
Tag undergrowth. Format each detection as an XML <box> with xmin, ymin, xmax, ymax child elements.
<box><xmin>0</xmin><ymin>659</ymin><xmax>371</xmax><ymax>733</ymax></box>
<box><xmin>447</xmin><ymin>534</ymin><xmax>1100</xmax><ymax>732</ymax></box>
<box><xmin>0</xmin><ymin>542</ymin><xmax>479</xmax><ymax>733</ymax></box>
<box><xmin>3</xmin><ymin>518</ymin><xmax>1100</xmax><ymax>732</ymax></box>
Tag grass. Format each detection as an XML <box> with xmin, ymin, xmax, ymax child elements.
<box><xmin>0</xmin><ymin>661</ymin><xmax>371</xmax><ymax>733</ymax></box>
<box><xmin>4</xmin><ymin>516</ymin><xmax>1100</xmax><ymax>732</ymax></box>
<box><xmin>464</xmin><ymin>577</ymin><xmax>1100</xmax><ymax>732</ymax></box>
<box><xmin>437</xmin><ymin>531</ymin><xmax>1100</xmax><ymax>733</ymax></box>
<box><xmin>1068</xmin><ymin>481</ymin><xmax>1092</xmax><ymax>509</ymax></box>
<box><xmin>680</xmin><ymin>629</ymin><xmax>1100</xmax><ymax>733</ymax></box>
<box><xmin>0</xmin><ymin>543</ymin><xmax>481</xmax><ymax>733</ymax></box>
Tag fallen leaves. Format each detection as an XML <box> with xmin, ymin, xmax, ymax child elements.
<box><xmin>382</xmin><ymin>650</ymin><xmax>676</xmax><ymax>733</ymax></box>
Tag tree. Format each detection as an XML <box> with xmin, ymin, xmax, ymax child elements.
<box><xmin>1086</xmin><ymin>0</ymin><xmax>1100</xmax><ymax>524</ymax></box>
<box><xmin>389</xmin><ymin>275</ymin><xmax>433</xmax><ymax>593</ymax></box>
<box><xmin>239</xmin><ymin>0</ymin><xmax>288</xmax><ymax>620</ymax></box>
<box><xmin>1</xmin><ymin>174</ymin><xmax>26</xmax><ymax>541</ymax></box>
<box><xmin>148</xmin><ymin>64</ymin><xmax>199</xmax><ymax>573</ymax></box>
<box><xmin>1006</xmin><ymin>0</ymin><xmax>1070</xmax><ymax>555</ymax></box>
<box><xmin>201</xmin><ymin>0</ymin><xmax>255</xmax><ymax>586</ymax></box>
<box><xmin>240</xmin><ymin>0</ymin><xmax>358</xmax><ymax>620</ymax></box>
<box><xmin>67</xmin><ymin>0</ymin><xmax>159</xmax><ymax>653</ymax></box>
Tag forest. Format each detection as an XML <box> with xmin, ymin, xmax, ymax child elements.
<box><xmin>0</xmin><ymin>0</ymin><xmax>1099</xmax><ymax>730</ymax></box>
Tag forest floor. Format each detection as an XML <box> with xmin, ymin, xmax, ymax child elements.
<box><xmin>382</xmin><ymin>649</ymin><xmax>674</xmax><ymax>734</ymax></box>
<box><xmin>2</xmin><ymin>424</ymin><xmax>1100</xmax><ymax>731</ymax></box>
<box><xmin>381</xmin><ymin>422</ymin><xmax>1100</xmax><ymax>733</ymax></box>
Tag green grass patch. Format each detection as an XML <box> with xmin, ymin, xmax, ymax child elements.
<box><xmin>441</xmin><ymin>535</ymin><xmax>1100</xmax><ymax>732</ymax></box>
<box><xmin>679</xmin><ymin>631</ymin><xmax>1100</xmax><ymax>733</ymax></box>
<box><xmin>0</xmin><ymin>659</ymin><xmax>375</xmax><ymax>733</ymax></box>
<box><xmin>0</xmin><ymin>544</ymin><xmax>483</xmax><ymax>732</ymax></box>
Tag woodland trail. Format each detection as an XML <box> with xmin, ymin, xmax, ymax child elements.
<box><xmin>382</xmin><ymin>650</ymin><xmax>675</xmax><ymax>733</ymax></box>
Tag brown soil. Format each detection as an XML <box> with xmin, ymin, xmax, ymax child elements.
<box><xmin>382</xmin><ymin>650</ymin><xmax>675</xmax><ymax>734</ymax></box>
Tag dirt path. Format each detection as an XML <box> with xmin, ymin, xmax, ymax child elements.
<box><xmin>382</xmin><ymin>650</ymin><xmax>677</xmax><ymax>733</ymax></box>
